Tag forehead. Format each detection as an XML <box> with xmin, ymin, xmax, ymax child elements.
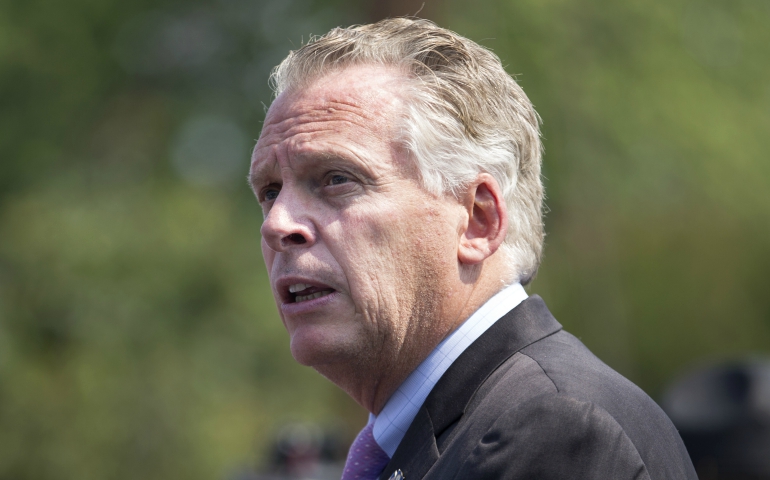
<box><xmin>251</xmin><ymin>65</ymin><xmax>410</xmax><ymax>173</ymax></box>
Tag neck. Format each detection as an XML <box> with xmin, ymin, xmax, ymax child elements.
<box><xmin>321</xmin><ymin>256</ymin><xmax>512</xmax><ymax>414</ymax></box>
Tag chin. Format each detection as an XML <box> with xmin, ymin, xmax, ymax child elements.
<box><xmin>288</xmin><ymin>328</ymin><xmax>358</xmax><ymax>368</ymax></box>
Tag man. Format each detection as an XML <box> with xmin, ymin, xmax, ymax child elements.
<box><xmin>250</xmin><ymin>18</ymin><xmax>697</xmax><ymax>480</ymax></box>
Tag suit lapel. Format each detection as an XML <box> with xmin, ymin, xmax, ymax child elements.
<box><xmin>378</xmin><ymin>408</ymin><xmax>439</xmax><ymax>480</ymax></box>
<box><xmin>378</xmin><ymin>295</ymin><xmax>562</xmax><ymax>480</ymax></box>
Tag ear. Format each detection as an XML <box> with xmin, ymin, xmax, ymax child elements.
<box><xmin>458</xmin><ymin>173</ymin><xmax>508</xmax><ymax>265</ymax></box>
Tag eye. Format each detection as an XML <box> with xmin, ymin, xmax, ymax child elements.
<box><xmin>329</xmin><ymin>174</ymin><xmax>349</xmax><ymax>185</ymax></box>
<box><xmin>320</xmin><ymin>171</ymin><xmax>360</xmax><ymax>198</ymax></box>
<box><xmin>261</xmin><ymin>185</ymin><xmax>281</xmax><ymax>202</ymax></box>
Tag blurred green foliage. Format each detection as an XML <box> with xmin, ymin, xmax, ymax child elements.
<box><xmin>441</xmin><ymin>0</ymin><xmax>770</xmax><ymax>391</ymax></box>
<box><xmin>0</xmin><ymin>0</ymin><xmax>768</xmax><ymax>478</ymax></box>
<box><xmin>0</xmin><ymin>0</ymin><xmax>365</xmax><ymax>478</ymax></box>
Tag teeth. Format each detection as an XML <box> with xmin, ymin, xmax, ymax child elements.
<box><xmin>288</xmin><ymin>283</ymin><xmax>311</xmax><ymax>293</ymax></box>
<box><xmin>295</xmin><ymin>290</ymin><xmax>332</xmax><ymax>303</ymax></box>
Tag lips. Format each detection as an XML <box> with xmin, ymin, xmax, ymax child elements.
<box><xmin>288</xmin><ymin>283</ymin><xmax>335</xmax><ymax>303</ymax></box>
<box><xmin>275</xmin><ymin>277</ymin><xmax>338</xmax><ymax>305</ymax></box>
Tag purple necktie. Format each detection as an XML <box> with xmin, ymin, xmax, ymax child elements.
<box><xmin>341</xmin><ymin>423</ymin><xmax>390</xmax><ymax>480</ymax></box>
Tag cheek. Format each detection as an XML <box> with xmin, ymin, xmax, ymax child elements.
<box><xmin>332</xmin><ymin>201</ymin><xmax>456</xmax><ymax>292</ymax></box>
<box><xmin>339</xmin><ymin>206</ymin><xmax>408</xmax><ymax>261</ymax></box>
<box><xmin>320</xmin><ymin>210</ymin><xmax>401</xmax><ymax>309</ymax></box>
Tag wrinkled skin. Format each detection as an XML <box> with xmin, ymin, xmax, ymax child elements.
<box><xmin>250</xmin><ymin>65</ymin><xmax>506</xmax><ymax>413</ymax></box>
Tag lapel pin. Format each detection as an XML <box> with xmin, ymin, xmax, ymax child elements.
<box><xmin>387</xmin><ymin>469</ymin><xmax>405</xmax><ymax>480</ymax></box>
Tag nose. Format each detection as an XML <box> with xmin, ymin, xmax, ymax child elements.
<box><xmin>260</xmin><ymin>193</ymin><xmax>315</xmax><ymax>252</ymax></box>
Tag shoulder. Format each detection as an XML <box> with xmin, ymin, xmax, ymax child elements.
<box><xmin>520</xmin><ymin>331</ymin><xmax>690</xmax><ymax>463</ymax></box>
<box><xmin>455</xmin><ymin>392</ymin><xmax>651</xmax><ymax>480</ymax></box>
<box><xmin>459</xmin><ymin>329</ymin><xmax>697</xmax><ymax>479</ymax></box>
<box><xmin>415</xmin><ymin>298</ymin><xmax>698</xmax><ymax>480</ymax></box>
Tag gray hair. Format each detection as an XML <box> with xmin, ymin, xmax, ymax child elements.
<box><xmin>269</xmin><ymin>18</ymin><xmax>544</xmax><ymax>284</ymax></box>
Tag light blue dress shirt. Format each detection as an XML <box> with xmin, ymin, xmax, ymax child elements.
<box><xmin>370</xmin><ymin>282</ymin><xmax>529</xmax><ymax>457</ymax></box>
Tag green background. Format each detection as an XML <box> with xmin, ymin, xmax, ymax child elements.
<box><xmin>1</xmin><ymin>0</ymin><xmax>768</xmax><ymax>478</ymax></box>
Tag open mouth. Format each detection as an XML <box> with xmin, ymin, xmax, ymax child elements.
<box><xmin>288</xmin><ymin>283</ymin><xmax>335</xmax><ymax>303</ymax></box>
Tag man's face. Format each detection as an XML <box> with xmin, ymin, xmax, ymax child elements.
<box><xmin>250</xmin><ymin>65</ymin><xmax>464</xmax><ymax>382</ymax></box>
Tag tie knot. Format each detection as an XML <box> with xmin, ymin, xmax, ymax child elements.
<box><xmin>341</xmin><ymin>423</ymin><xmax>391</xmax><ymax>480</ymax></box>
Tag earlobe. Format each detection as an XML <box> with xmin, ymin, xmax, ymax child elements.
<box><xmin>458</xmin><ymin>174</ymin><xmax>508</xmax><ymax>265</ymax></box>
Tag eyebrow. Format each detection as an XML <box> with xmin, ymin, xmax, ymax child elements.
<box><xmin>248</xmin><ymin>161</ymin><xmax>274</xmax><ymax>190</ymax></box>
<box><xmin>249</xmin><ymin>148</ymin><xmax>374</xmax><ymax>190</ymax></box>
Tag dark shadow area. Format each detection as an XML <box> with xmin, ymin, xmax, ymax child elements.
<box><xmin>663</xmin><ymin>359</ymin><xmax>770</xmax><ymax>480</ymax></box>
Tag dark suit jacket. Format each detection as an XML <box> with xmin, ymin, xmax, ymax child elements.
<box><xmin>378</xmin><ymin>295</ymin><xmax>697</xmax><ymax>480</ymax></box>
